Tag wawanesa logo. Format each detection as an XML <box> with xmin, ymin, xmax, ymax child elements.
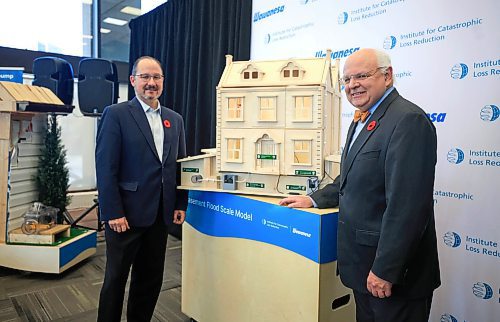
<box><xmin>314</xmin><ymin>47</ymin><xmax>360</xmax><ymax>59</ymax></box>
<box><xmin>427</xmin><ymin>112</ymin><xmax>446</xmax><ymax>123</ymax></box>
<box><xmin>440</xmin><ymin>314</ymin><xmax>458</xmax><ymax>322</ymax></box>
<box><xmin>253</xmin><ymin>5</ymin><xmax>285</xmax><ymax>22</ymax></box>
<box><xmin>450</xmin><ymin>63</ymin><xmax>468</xmax><ymax>79</ymax></box>
<box><xmin>447</xmin><ymin>148</ymin><xmax>464</xmax><ymax>164</ymax></box>
<box><xmin>383</xmin><ymin>36</ymin><xmax>397</xmax><ymax>49</ymax></box>
<box><xmin>472</xmin><ymin>282</ymin><xmax>493</xmax><ymax>300</ymax></box>
<box><xmin>338</xmin><ymin>12</ymin><xmax>348</xmax><ymax>24</ymax></box>
<box><xmin>443</xmin><ymin>231</ymin><xmax>461</xmax><ymax>248</ymax></box>
<box><xmin>480</xmin><ymin>104</ymin><xmax>499</xmax><ymax>122</ymax></box>
<box><xmin>292</xmin><ymin>227</ymin><xmax>311</xmax><ymax>238</ymax></box>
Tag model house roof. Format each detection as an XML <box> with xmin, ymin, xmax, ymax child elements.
<box><xmin>218</xmin><ymin>50</ymin><xmax>333</xmax><ymax>88</ymax></box>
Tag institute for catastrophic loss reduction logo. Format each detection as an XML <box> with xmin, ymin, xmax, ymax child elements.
<box><xmin>480</xmin><ymin>104</ymin><xmax>499</xmax><ymax>122</ymax></box>
<box><xmin>450</xmin><ymin>63</ymin><xmax>469</xmax><ymax>79</ymax></box>
<box><xmin>443</xmin><ymin>231</ymin><xmax>461</xmax><ymax>248</ymax></box>
<box><xmin>447</xmin><ymin>148</ymin><xmax>464</xmax><ymax>164</ymax></box>
<box><xmin>383</xmin><ymin>36</ymin><xmax>397</xmax><ymax>50</ymax></box>
<box><xmin>440</xmin><ymin>314</ymin><xmax>458</xmax><ymax>322</ymax></box>
<box><xmin>472</xmin><ymin>282</ymin><xmax>493</xmax><ymax>300</ymax></box>
<box><xmin>338</xmin><ymin>12</ymin><xmax>348</xmax><ymax>24</ymax></box>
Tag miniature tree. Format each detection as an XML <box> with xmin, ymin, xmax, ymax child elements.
<box><xmin>35</xmin><ymin>114</ymin><xmax>70</xmax><ymax>223</ymax></box>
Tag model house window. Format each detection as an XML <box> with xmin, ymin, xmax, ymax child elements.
<box><xmin>281</xmin><ymin>62</ymin><xmax>303</xmax><ymax>79</ymax></box>
<box><xmin>227</xmin><ymin>97</ymin><xmax>244</xmax><ymax>120</ymax></box>
<box><xmin>293</xmin><ymin>140</ymin><xmax>312</xmax><ymax>165</ymax></box>
<box><xmin>227</xmin><ymin>138</ymin><xmax>243</xmax><ymax>162</ymax></box>
<box><xmin>294</xmin><ymin>96</ymin><xmax>313</xmax><ymax>121</ymax></box>
<box><xmin>258</xmin><ymin>97</ymin><xmax>277</xmax><ymax>121</ymax></box>
<box><xmin>241</xmin><ymin>64</ymin><xmax>261</xmax><ymax>80</ymax></box>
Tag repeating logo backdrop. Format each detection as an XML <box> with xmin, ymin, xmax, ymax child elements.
<box><xmin>251</xmin><ymin>0</ymin><xmax>500</xmax><ymax>320</ymax></box>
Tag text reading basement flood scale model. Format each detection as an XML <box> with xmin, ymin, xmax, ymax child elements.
<box><xmin>178</xmin><ymin>50</ymin><xmax>342</xmax><ymax>196</ymax></box>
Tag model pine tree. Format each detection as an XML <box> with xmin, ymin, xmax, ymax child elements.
<box><xmin>35</xmin><ymin>114</ymin><xmax>70</xmax><ymax>222</ymax></box>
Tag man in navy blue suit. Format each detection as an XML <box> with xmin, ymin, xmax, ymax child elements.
<box><xmin>280</xmin><ymin>48</ymin><xmax>440</xmax><ymax>322</ymax></box>
<box><xmin>96</xmin><ymin>56</ymin><xmax>187</xmax><ymax>322</ymax></box>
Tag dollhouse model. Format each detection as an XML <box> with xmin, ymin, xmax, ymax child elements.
<box><xmin>178</xmin><ymin>50</ymin><xmax>342</xmax><ymax>197</ymax></box>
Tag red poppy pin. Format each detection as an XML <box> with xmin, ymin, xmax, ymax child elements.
<box><xmin>163</xmin><ymin>119</ymin><xmax>171</xmax><ymax>128</ymax></box>
<box><xmin>367</xmin><ymin>120</ymin><xmax>376</xmax><ymax>131</ymax></box>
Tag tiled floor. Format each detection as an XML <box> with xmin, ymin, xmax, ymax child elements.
<box><xmin>0</xmin><ymin>208</ymin><xmax>192</xmax><ymax>322</ymax></box>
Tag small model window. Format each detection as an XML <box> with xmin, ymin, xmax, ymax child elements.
<box><xmin>227</xmin><ymin>97</ymin><xmax>244</xmax><ymax>120</ymax></box>
<box><xmin>293</xmin><ymin>140</ymin><xmax>312</xmax><ymax>165</ymax></box>
<box><xmin>241</xmin><ymin>64</ymin><xmax>261</xmax><ymax>80</ymax></box>
<box><xmin>294</xmin><ymin>96</ymin><xmax>313</xmax><ymax>121</ymax></box>
<box><xmin>281</xmin><ymin>62</ymin><xmax>303</xmax><ymax>79</ymax></box>
<box><xmin>227</xmin><ymin>138</ymin><xmax>243</xmax><ymax>162</ymax></box>
<box><xmin>258</xmin><ymin>97</ymin><xmax>277</xmax><ymax>122</ymax></box>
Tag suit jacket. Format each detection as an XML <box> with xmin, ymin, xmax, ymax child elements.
<box><xmin>311</xmin><ymin>89</ymin><xmax>440</xmax><ymax>299</ymax></box>
<box><xmin>95</xmin><ymin>97</ymin><xmax>188</xmax><ymax>227</ymax></box>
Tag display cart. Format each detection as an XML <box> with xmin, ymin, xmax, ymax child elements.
<box><xmin>0</xmin><ymin>81</ymin><xmax>96</xmax><ymax>273</ymax></box>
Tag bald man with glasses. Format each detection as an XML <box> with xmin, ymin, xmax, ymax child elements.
<box><xmin>96</xmin><ymin>56</ymin><xmax>187</xmax><ymax>322</ymax></box>
<box><xmin>280</xmin><ymin>48</ymin><xmax>440</xmax><ymax>322</ymax></box>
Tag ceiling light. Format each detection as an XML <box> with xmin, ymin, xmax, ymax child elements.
<box><xmin>121</xmin><ymin>6</ymin><xmax>142</xmax><ymax>16</ymax></box>
<box><xmin>103</xmin><ymin>17</ymin><xmax>128</xmax><ymax>26</ymax></box>
<box><xmin>82</xmin><ymin>0</ymin><xmax>93</xmax><ymax>4</ymax></box>
<box><xmin>100</xmin><ymin>28</ymin><xmax>111</xmax><ymax>34</ymax></box>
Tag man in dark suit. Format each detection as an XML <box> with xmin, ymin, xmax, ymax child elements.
<box><xmin>95</xmin><ymin>56</ymin><xmax>187</xmax><ymax>322</ymax></box>
<box><xmin>280</xmin><ymin>48</ymin><xmax>440</xmax><ymax>322</ymax></box>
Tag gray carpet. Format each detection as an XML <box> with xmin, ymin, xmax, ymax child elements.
<box><xmin>0</xmin><ymin>233</ymin><xmax>191</xmax><ymax>322</ymax></box>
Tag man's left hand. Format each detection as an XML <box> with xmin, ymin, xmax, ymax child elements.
<box><xmin>173</xmin><ymin>210</ymin><xmax>186</xmax><ymax>224</ymax></box>
<box><xmin>367</xmin><ymin>271</ymin><xmax>392</xmax><ymax>298</ymax></box>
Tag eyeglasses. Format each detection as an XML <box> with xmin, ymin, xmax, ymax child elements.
<box><xmin>340</xmin><ymin>67</ymin><xmax>386</xmax><ymax>86</ymax></box>
<box><xmin>134</xmin><ymin>74</ymin><xmax>164</xmax><ymax>82</ymax></box>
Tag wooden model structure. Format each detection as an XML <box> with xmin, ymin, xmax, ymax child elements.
<box><xmin>178</xmin><ymin>50</ymin><xmax>342</xmax><ymax>196</ymax></box>
<box><xmin>0</xmin><ymin>81</ymin><xmax>96</xmax><ymax>273</ymax></box>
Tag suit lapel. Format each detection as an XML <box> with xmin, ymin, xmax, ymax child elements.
<box><xmin>341</xmin><ymin>121</ymin><xmax>357</xmax><ymax>184</ymax></box>
<box><xmin>340</xmin><ymin>89</ymin><xmax>400</xmax><ymax>189</ymax></box>
<box><xmin>160</xmin><ymin>106</ymin><xmax>172</xmax><ymax>164</ymax></box>
<box><xmin>128</xmin><ymin>98</ymin><xmax>160</xmax><ymax>160</ymax></box>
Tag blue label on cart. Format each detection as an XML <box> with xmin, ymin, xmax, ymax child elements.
<box><xmin>186</xmin><ymin>191</ymin><xmax>337</xmax><ymax>263</ymax></box>
<box><xmin>0</xmin><ymin>68</ymin><xmax>24</xmax><ymax>83</ymax></box>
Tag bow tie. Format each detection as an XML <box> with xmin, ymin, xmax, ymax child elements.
<box><xmin>353</xmin><ymin>110</ymin><xmax>371</xmax><ymax>123</ymax></box>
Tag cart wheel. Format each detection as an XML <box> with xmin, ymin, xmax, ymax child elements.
<box><xmin>21</xmin><ymin>219</ymin><xmax>38</xmax><ymax>234</ymax></box>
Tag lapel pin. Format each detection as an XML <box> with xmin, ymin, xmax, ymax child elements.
<box><xmin>367</xmin><ymin>120</ymin><xmax>376</xmax><ymax>131</ymax></box>
<box><xmin>163</xmin><ymin>119</ymin><xmax>171</xmax><ymax>128</ymax></box>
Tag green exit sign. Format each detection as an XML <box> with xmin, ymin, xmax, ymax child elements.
<box><xmin>246</xmin><ymin>182</ymin><xmax>265</xmax><ymax>188</ymax></box>
<box><xmin>182</xmin><ymin>167</ymin><xmax>199</xmax><ymax>173</ymax></box>
<box><xmin>286</xmin><ymin>185</ymin><xmax>306</xmax><ymax>191</ymax></box>
<box><xmin>295</xmin><ymin>170</ymin><xmax>316</xmax><ymax>176</ymax></box>
<box><xmin>257</xmin><ymin>154</ymin><xmax>277</xmax><ymax>160</ymax></box>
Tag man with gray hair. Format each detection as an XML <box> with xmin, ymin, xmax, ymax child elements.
<box><xmin>280</xmin><ymin>48</ymin><xmax>440</xmax><ymax>322</ymax></box>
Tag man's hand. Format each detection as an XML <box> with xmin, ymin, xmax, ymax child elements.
<box><xmin>367</xmin><ymin>271</ymin><xmax>392</xmax><ymax>298</ymax></box>
<box><xmin>108</xmin><ymin>217</ymin><xmax>130</xmax><ymax>233</ymax></box>
<box><xmin>173</xmin><ymin>210</ymin><xmax>186</xmax><ymax>224</ymax></box>
<box><xmin>278</xmin><ymin>195</ymin><xmax>314</xmax><ymax>208</ymax></box>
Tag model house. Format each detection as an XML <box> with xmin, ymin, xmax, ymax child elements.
<box><xmin>178</xmin><ymin>50</ymin><xmax>342</xmax><ymax>196</ymax></box>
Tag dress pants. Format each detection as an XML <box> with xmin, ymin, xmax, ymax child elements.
<box><xmin>353</xmin><ymin>291</ymin><xmax>433</xmax><ymax>322</ymax></box>
<box><xmin>97</xmin><ymin>209</ymin><xmax>168</xmax><ymax>322</ymax></box>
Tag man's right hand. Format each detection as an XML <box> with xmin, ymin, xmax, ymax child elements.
<box><xmin>278</xmin><ymin>195</ymin><xmax>314</xmax><ymax>208</ymax></box>
<box><xmin>108</xmin><ymin>217</ymin><xmax>130</xmax><ymax>233</ymax></box>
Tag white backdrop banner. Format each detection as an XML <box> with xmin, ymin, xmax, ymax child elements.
<box><xmin>251</xmin><ymin>0</ymin><xmax>500</xmax><ymax>321</ymax></box>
